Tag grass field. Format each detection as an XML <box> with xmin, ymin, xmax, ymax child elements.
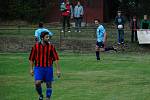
<box><xmin>0</xmin><ymin>52</ymin><xmax>150</xmax><ymax>100</ymax></box>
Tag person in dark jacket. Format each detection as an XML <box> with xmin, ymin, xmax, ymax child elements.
<box><xmin>115</xmin><ymin>11</ymin><xmax>125</xmax><ymax>44</ymax></box>
<box><xmin>130</xmin><ymin>16</ymin><xmax>139</xmax><ymax>43</ymax></box>
<box><xmin>140</xmin><ymin>15</ymin><xmax>150</xmax><ymax>29</ymax></box>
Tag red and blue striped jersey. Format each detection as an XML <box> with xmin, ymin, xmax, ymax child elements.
<box><xmin>29</xmin><ymin>42</ymin><xmax>59</xmax><ymax>67</ymax></box>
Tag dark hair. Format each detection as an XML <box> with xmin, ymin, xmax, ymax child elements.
<box><xmin>39</xmin><ymin>22</ymin><xmax>43</xmax><ymax>28</ymax></box>
<box><xmin>117</xmin><ymin>10</ymin><xmax>121</xmax><ymax>13</ymax></box>
<box><xmin>133</xmin><ymin>16</ymin><xmax>136</xmax><ymax>19</ymax></box>
<box><xmin>94</xmin><ymin>19</ymin><xmax>100</xmax><ymax>22</ymax></box>
<box><xmin>40</xmin><ymin>31</ymin><xmax>49</xmax><ymax>39</ymax></box>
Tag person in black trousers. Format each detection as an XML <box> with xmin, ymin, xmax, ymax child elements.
<box><xmin>130</xmin><ymin>16</ymin><xmax>139</xmax><ymax>43</ymax></box>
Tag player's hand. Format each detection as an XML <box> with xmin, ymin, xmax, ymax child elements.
<box><xmin>30</xmin><ymin>69</ymin><xmax>34</xmax><ymax>76</ymax></box>
<box><xmin>102</xmin><ymin>41</ymin><xmax>106</xmax><ymax>49</ymax></box>
<box><xmin>103</xmin><ymin>40</ymin><xmax>106</xmax><ymax>45</ymax></box>
<box><xmin>80</xmin><ymin>15</ymin><xmax>83</xmax><ymax>17</ymax></box>
<box><xmin>56</xmin><ymin>70</ymin><xmax>61</xmax><ymax>78</ymax></box>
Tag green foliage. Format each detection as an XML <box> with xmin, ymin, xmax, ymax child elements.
<box><xmin>116</xmin><ymin>0</ymin><xmax>150</xmax><ymax>17</ymax></box>
<box><xmin>0</xmin><ymin>0</ymin><xmax>149</xmax><ymax>22</ymax></box>
<box><xmin>0</xmin><ymin>0</ymin><xmax>52</xmax><ymax>22</ymax></box>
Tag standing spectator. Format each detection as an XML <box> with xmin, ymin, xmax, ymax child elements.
<box><xmin>29</xmin><ymin>31</ymin><xmax>61</xmax><ymax>100</ymax></box>
<box><xmin>140</xmin><ymin>15</ymin><xmax>150</xmax><ymax>29</ymax></box>
<box><xmin>74</xmin><ymin>1</ymin><xmax>84</xmax><ymax>32</ymax></box>
<box><xmin>115</xmin><ymin>11</ymin><xmax>125</xmax><ymax>44</ymax></box>
<box><xmin>94</xmin><ymin>19</ymin><xmax>117</xmax><ymax>61</ymax></box>
<box><xmin>35</xmin><ymin>22</ymin><xmax>53</xmax><ymax>42</ymax></box>
<box><xmin>130</xmin><ymin>16</ymin><xmax>139</xmax><ymax>43</ymax></box>
<box><xmin>60</xmin><ymin>0</ymin><xmax>73</xmax><ymax>32</ymax></box>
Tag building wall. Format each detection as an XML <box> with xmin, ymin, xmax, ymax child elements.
<box><xmin>47</xmin><ymin>0</ymin><xmax>104</xmax><ymax>23</ymax></box>
<box><xmin>84</xmin><ymin>0</ymin><xmax>104</xmax><ymax>23</ymax></box>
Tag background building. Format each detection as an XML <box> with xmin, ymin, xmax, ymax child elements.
<box><xmin>48</xmin><ymin>0</ymin><xmax>118</xmax><ymax>23</ymax></box>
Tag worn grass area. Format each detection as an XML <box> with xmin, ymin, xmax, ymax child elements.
<box><xmin>0</xmin><ymin>52</ymin><xmax>150</xmax><ymax>100</ymax></box>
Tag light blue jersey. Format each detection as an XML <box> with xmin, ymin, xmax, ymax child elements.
<box><xmin>96</xmin><ymin>25</ymin><xmax>106</xmax><ymax>42</ymax></box>
<box><xmin>74</xmin><ymin>5</ymin><xmax>84</xmax><ymax>18</ymax></box>
<box><xmin>35</xmin><ymin>28</ymin><xmax>53</xmax><ymax>42</ymax></box>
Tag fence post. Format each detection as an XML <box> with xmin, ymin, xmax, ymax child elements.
<box><xmin>59</xmin><ymin>29</ymin><xmax>62</xmax><ymax>50</ymax></box>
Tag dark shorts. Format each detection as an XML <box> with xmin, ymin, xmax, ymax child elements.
<box><xmin>96</xmin><ymin>41</ymin><xmax>104</xmax><ymax>48</ymax></box>
<box><xmin>34</xmin><ymin>66</ymin><xmax>53</xmax><ymax>82</ymax></box>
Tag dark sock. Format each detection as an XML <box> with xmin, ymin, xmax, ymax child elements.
<box><xmin>36</xmin><ymin>85</ymin><xmax>42</xmax><ymax>96</ymax></box>
<box><xmin>46</xmin><ymin>88</ymin><xmax>52</xmax><ymax>98</ymax></box>
<box><xmin>39</xmin><ymin>95</ymin><xmax>43</xmax><ymax>100</ymax></box>
<box><xmin>96</xmin><ymin>51</ymin><xmax>100</xmax><ymax>60</ymax></box>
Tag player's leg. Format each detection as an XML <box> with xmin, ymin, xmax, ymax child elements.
<box><xmin>78</xmin><ymin>18</ymin><xmax>82</xmax><ymax>32</ymax></box>
<box><xmin>96</xmin><ymin>42</ymin><xmax>105</xmax><ymax>60</ymax></box>
<box><xmin>98</xmin><ymin>41</ymin><xmax>116</xmax><ymax>52</ymax></box>
<box><xmin>135</xmin><ymin>31</ymin><xmax>138</xmax><ymax>42</ymax></box>
<box><xmin>46</xmin><ymin>82</ymin><xmax>52</xmax><ymax>100</ymax></box>
<box><xmin>95</xmin><ymin>42</ymin><xmax>100</xmax><ymax>60</ymax></box>
<box><xmin>62</xmin><ymin>16</ymin><xmax>66</xmax><ymax>32</ymax></box>
<box><xmin>131</xmin><ymin>30</ymin><xmax>134</xmax><ymax>42</ymax></box>
<box><xmin>75</xmin><ymin>18</ymin><xmax>78</xmax><ymax>32</ymax></box>
<box><xmin>45</xmin><ymin>67</ymin><xmax>54</xmax><ymax>100</ymax></box>
<box><xmin>35</xmin><ymin>81</ymin><xmax>43</xmax><ymax>100</ymax></box>
<box><xmin>34</xmin><ymin>67</ymin><xmax>44</xmax><ymax>100</ymax></box>
<box><xmin>67</xmin><ymin>16</ymin><xmax>71</xmax><ymax>32</ymax></box>
<box><xmin>104</xmin><ymin>46</ymin><xmax>117</xmax><ymax>52</ymax></box>
<box><xmin>77</xmin><ymin>18</ymin><xmax>80</xmax><ymax>32</ymax></box>
<box><xmin>121</xmin><ymin>30</ymin><xmax>124</xmax><ymax>44</ymax></box>
<box><xmin>118</xmin><ymin>30</ymin><xmax>121</xmax><ymax>44</ymax></box>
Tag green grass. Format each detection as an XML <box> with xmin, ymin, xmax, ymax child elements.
<box><xmin>0</xmin><ymin>52</ymin><xmax>150</xmax><ymax>100</ymax></box>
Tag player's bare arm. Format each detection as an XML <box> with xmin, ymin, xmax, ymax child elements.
<box><xmin>55</xmin><ymin>60</ymin><xmax>61</xmax><ymax>78</ymax></box>
<box><xmin>29</xmin><ymin>60</ymin><xmax>34</xmax><ymax>76</ymax></box>
<box><xmin>103</xmin><ymin>32</ymin><xmax>107</xmax><ymax>43</ymax></box>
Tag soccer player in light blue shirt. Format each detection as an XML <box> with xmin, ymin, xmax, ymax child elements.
<box><xmin>95</xmin><ymin>19</ymin><xmax>117</xmax><ymax>60</ymax></box>
<box><xmin>96</xmin><ymin>23</ymin><xmax>106</xmax><ymax>43</ymax></box>
<box><xmin>35</xmin><ymin>22</ymin><xmax>53</xmax><ymax>42</ymax></box>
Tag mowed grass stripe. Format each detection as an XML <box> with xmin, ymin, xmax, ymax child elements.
<box><xmin>0</xmin><ymin>53</ymin><xmax>150</xmax><ymax>100</ymax></box>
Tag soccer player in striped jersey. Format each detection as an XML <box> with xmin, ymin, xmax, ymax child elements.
<box><xmin>94</xmin><ymin>19</ymin><xmax>117</xmax><ymax>60</ymax></box>
<box><xmin>29</xmin><ymin>31</ymin><xmax>61</xmax><ymax>100</ymax></box>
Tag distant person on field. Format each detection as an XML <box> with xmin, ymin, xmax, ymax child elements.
<box><xmin>115</xmin><ymin>11</ymin><xmax>125</xmax><ymax>44</ymax></box>
<box><xmin>130</xmin><ymin>16</ymin><xmax>139</xmax><ymax>43</ymax></box>
<box><xmin>74</xmin><ymin>1</ymin><xmax>84</xmax><ymax>32</ymax></box>
<box><xmin>95</xmin><ymin>19</ymin><xmax>117</xmax><ymax>61</ymax></box>
<box><xmin>35</xmin><ymin>22</ymin><xmax>53</xmax><ymax>42</ymax></box>
<box><xmin>140</xmin><ymin>15</ymin><xmax>150</xmax><ymax>29</ymax></box>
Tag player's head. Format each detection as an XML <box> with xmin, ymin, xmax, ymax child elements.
<box><xmin>40</xmin><ymin>31</ymin><xmax>49</xmax><ymax>43</ymax></box>
<box><xmin>117</xmin><ymin>11</ymin><xmax>121</xmax><ymax>16</ymax></box>
<box><xmin>133</xmin><ymin>16</ymin><xmax>136</xmax><ymax>21</ymax></box>
<box><xmin>39</xmin><ymin>22</ymin><xmax>43</xmax><ymax>28</ymax></box>
<box><xmin>144</xmin><ymin>15</ymin><xmax>147</xmax><ymax>20</ymax></box>
<box><xmin>94</xmin><ymin>19</ymin><xmax>100</xmax><ymax>26</ymax></box>
<box><xmin>77</xmin><ymin>1</ymin><xmax>80</xmax><ymax>5</ymax></box>
<box><xmin>65</xmin><ymin>0</ymin><xmax>69</xmax><ymax>4</ymax></box>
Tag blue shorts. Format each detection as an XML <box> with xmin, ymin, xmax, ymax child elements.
<box><xmin>96</xmin><ymin>41</ymin><xmax>104</xmax><ymax>48</ymax></box>
<box><xmin>34</xmin><ymin>66</ymin><xmax>53</xmax><ymax>82</ymax></box>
